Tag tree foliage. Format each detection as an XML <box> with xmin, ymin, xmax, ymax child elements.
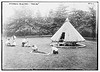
<box><xmin>4</xmin><ymin>4</ymin><xmax>96</xmax><ymax>39</ymax></box>
<box><xmin>69</xmin><ymin>7</ymin><xmax>96</xmax><ymax>38</ymax></box>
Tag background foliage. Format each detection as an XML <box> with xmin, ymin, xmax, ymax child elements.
<box><xmin>3</xmin><ymin>4</ymin><xmax>97</xmax><ymax>39</ymax></box>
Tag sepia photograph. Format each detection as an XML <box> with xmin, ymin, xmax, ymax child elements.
<box><xmin>1</xmin><ymin>1</ymin><xmax>98</xmax><ymax>70</ymax></box>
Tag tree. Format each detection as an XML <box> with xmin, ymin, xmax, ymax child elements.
<box><xmin>87</xmin><ymin>7</ymin><xmax>96</xmax><ymax>39</ymax></box>
<box><xmin>47</xmin><ymin>4</ymin><xmax>68</xmax><ymax>35</ymax></box>
<box><xmin>4</xmin><ymin>8</ymin><xmax>37</xmax><ymax>36</ymax></box>
<box><xmin>68</xmin><ymin>6</ymin><xmax>96</xmax><ymax>39</ymax></box>
<box><xmin>68</xmin><ymin>10</ymin><xmax>87</xmax><ymax>32</ymax></box>
<box><xmin>54</xmin><ymin>4</ymin><xmax>68</xmax><ymax>18</ymax></box>
<box><xmin>53</xmin><ymin>4</ymin><xmax>68</xmax><ymax>27</ymax></box>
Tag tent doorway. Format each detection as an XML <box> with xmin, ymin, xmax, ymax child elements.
<box><xmin>59</xmin><ymin>32</ymin><xmax>65</xmax><ymax>42</ymax></box>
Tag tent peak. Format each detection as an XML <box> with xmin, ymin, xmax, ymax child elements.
<box><xmin>65</xmin><ymin>18</ymin><xmax>69</xmax><ymax>22</ymax></box>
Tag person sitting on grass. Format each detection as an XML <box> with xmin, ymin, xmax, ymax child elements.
<box><xmin>31</xmin><ymin>45</ymin><xmax>38</xmax><ymax>52</ymax></box>
<box><xmin>51</xmin><ymin>45</ymin><xmax>58</xmax><ymax>54</ymax></box>
<box><xmin>22</xmin><ymin>38</ymin><xmax>28</xmax><ymax>47</ymax></box>
<box><xmin>24</xmin><ymin>41</ymin><xmax>31</xmax><ymax>47</ymax></box>
<box><xmin>5</xmin><ymin>39</ymin><xmax>11</xmax><ymax>46</ymax></box>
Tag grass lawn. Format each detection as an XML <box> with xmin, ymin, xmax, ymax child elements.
<box><xmin>2</xmin><ymin>37</ymin><xmax>97</xmax><ymax>70</ymax></box>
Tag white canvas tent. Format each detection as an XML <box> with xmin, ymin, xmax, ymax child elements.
<box><xmin>51</xmin><ymin>18</ymin><xmax>85</xmax><ymax>42</ymax></box>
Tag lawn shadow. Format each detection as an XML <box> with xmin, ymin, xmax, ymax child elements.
<box><xmin>32</xmin><ymin>50</ymin><xmax>47</xmax><ymax>54</ymax></box>
<box><xmin>57</xmin><ymin>46</ymin><xmax>86</xmax><ymax>50</ymax></box>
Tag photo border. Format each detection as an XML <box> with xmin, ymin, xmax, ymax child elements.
<box><xmin>1</xmin><ymin>1</ymin><xmax>99</xmax><ymax>71</ymax></box>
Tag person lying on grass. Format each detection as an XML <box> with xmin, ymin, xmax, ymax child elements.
<box><xmin>31</xmin><ymin>45</ymin><xmax>38</xmax><ymax>52</ymax></box>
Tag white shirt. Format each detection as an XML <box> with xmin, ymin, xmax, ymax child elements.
<box><xmin>6</xmin><ymin>40</ymin><xmax>10</xmax><ymax>45</ymax></box>
<box><xmin>52</xmin><ymin>47</ymin><xmax>58</xmax><ymax>51</ymax></box>
<box><xmin>22</xmin><ymin>38</ymin><xmax>27</xmax><ymax>43</ymax></box>
<box><xmin>24</xmin><ymin>42</ymin><xmax>31</xmax><ymax>46</ymax></box>
<box><xmin>12</xmin><ymin>35</ymin><xmax>16</xmax><ymax>40</ymax></box>
<box><xmin>12</xmin><ymin>41</ymin><xmax>16</xmax><ymax>45</ymax></box>
<box><xmin>32</xmin><ymin>45</ymin><xmax>38</xmax><ymax>50</ymax></box>
<box><xmin>13</xmin><ymin>36</ymin><xmax>16</xmax><ymax>39</ymax></box>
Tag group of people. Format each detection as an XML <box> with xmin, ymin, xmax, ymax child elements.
<box><xmin>5</xmin><ymin>35</ymin><xmax>58</xmax><ymax>55</ymax></box>
<box><xmin>21</xmin><ymin>38</ymin><xmax>38</xmax><ymax>52</ymax></box>
<box><xmin>6</xmin><ymin>35</ymin><xmax>16</xmax><ymax>46</ymax></box>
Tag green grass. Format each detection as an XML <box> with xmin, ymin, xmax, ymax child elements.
<box><xmin>2</xmin><ymin>37</ymin><xmax>97</xmax><ymax>70</ymax></box>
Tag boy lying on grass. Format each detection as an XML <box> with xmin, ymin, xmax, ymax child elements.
<box><xmin>31</xmin><ymin>45</ymin><xmax>38</xmax><ymax>52</ymax></box>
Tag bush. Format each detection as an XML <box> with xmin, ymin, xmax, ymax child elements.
<box><xmin>81</xmin><ymin>30</ymin><xmax>92</xmax><ymax>37</ymax></box>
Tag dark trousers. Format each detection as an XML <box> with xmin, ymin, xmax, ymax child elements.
<box><xmin>22</xmin><ymin>42</ymin><xmax>25</xmax><ymax>47</ymax></box>
<box><xmin>53</xmin><ymin>50</ymin><xmax>58</xmax><ymax>54</ymax></box>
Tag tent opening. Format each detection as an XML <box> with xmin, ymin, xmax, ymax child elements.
<box><xmin>59</xmin><ymin>32</ymin><xmax>65</xmax><ymax>42</ymax></box>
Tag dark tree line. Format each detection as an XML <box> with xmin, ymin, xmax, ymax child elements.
<box><xmin>4</xmin><ymin>4</ymin><xmax>97</xmax><ymax>39</ymax></box>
